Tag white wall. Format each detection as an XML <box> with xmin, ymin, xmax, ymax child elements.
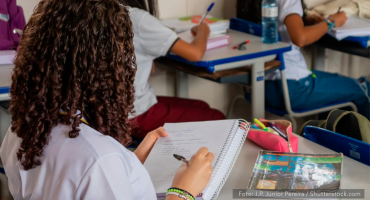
<box><xmin>17</xmin><ymin>0</ymin><xmax>40</xmax><ymax>22</ymax></box>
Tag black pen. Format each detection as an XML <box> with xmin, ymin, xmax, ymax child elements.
<box><xmin>173</xmin><ymin>154</ymin><xmax>189</xmax><ymax>164</ymax></box>
<box><xmin>337</xmin><ymin>7</ymin><xmax>341</xmax><ymax>13</ymax></box>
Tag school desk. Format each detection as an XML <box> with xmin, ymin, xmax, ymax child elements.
<box><xmin>215</xmin><ymin>134</ymin><xmax>370</xmax><ymax>200</ymax></box>
<box><xmin>160</xmin><ymin>20</ymin><xmax>291</xmax><ymax>119</ymax></box>
<box><xmin>155</xmin><ymin>58</ymin><xmax>281</xmax><ymax>85</ymax></box>
<box><xmin>312</xmin><ymin>35</ymin><xmax>370</xmax><ymax>71</ymax></box>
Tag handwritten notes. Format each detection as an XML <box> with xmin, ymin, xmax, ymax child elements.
<box><xmin>143</xmin><ymin>120</ymin><xmax>236</xmax><ymax>194</ymax></box>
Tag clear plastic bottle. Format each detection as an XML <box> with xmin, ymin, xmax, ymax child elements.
<box><xmin>262</xmin><ymin>0</ymin><xmax>278</xmax><ymax>44</ymax></box>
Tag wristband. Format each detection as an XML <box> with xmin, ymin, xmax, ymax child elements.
<box><xmin>324</xmin><ymin>18</ymin><xmax>335</xmax><ymax>31</ymax></box>
<box><xmin>328</xmin><ymin>16</ymin><xmax>337</xmax><ymax>27</ymax></box>
<box><xmin>166</xmin><ymin>188</ymin><xmax>195</xmax><ymax>200</ymax></box>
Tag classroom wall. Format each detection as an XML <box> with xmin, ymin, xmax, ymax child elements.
<box><xmin>14</xmin><ymin>0</ymin><xmax>370</xmax><ymax>118</ymax></box>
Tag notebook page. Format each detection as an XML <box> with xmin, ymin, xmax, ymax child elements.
<box><xmin>333</xmin><ymin>16</ymin><xmax>370</xmax><ymax>32</ymax></box>
<box><xmin>143</xmin><ymin>120</ymin><xmax>236</xmax><ymax>195</ymax></box>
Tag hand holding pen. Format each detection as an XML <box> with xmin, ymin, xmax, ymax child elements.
<box><xmin>171</xmin><ymin>147</ymin><xmax>214</xmax><ymax>197</ymax></box>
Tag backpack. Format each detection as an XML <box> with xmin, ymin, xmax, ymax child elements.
<box><xmin>0</xmin><ymin>0</ymin><xmax>26</xmax><ymax>50</ymax></box>
<box><xmin>299</xmin><ymin>109</ymin><xmax>370</xmax><ymax>144</ymax></box>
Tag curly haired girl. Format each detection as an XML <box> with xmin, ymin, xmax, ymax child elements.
<box><xmin>0</xmin><ymin>0</ymin><xmax>214</xmax><ymax>199</ymax></box>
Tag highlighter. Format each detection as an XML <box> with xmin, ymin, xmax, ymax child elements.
<box><xmin>254</xmin><ymin>118</ymin><xmax>268</xmax><ymax>132</ymax></box>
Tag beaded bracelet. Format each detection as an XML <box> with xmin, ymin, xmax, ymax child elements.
<box><xmin>166</xmin><ymin>188</ymin><xmax>195</xmax><ymax>200</ymax></box>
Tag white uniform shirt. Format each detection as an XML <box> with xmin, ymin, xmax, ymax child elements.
<box><xmin>0</xmin><ymin>124</ymin><xmax>157</xmax><ymax>200</ymax></box>
<box><xmin>129</xmin><ymin>7</ymin><xmax>178</xmax><ymax>118</ymax></box>
<box><xmin>265</xmin><ymin>0</ymin><xmax>312</xmax><ymax>80</ymax></box>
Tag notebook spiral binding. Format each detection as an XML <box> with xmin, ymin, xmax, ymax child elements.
<box><xmin>210</xmin><ymin>119</ymin><xmax>250</xmax><ymax>200</ymax></box>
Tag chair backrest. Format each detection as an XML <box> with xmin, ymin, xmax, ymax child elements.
<box><xmin>304</xmin><ymin>126</ymin><xmax>370</xmax><ymax>166</ymax></box>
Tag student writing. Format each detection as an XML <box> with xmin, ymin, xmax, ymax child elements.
<box><xmin>0</xmin><ymin>1</ymin><xmax>214</xmax><ymax>199</ymax></box>
<box><xmin>237</xmin><ymin>0</ymin><xmax>370</xmax><ymax>119</ymax></box>
<box><xmin>120</xmin><ymin>0</ymin><xmax>226</xmax><ymax>140</ymax></box>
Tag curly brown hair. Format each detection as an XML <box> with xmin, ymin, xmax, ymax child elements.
<box><xmin>10</xmin><ymin>0</ymin><xmax>136</xmax><ymax>171</ymax></box>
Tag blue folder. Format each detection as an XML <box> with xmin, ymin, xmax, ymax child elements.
<box><xmin>303</xmin><ymin>126</ymin><xmax>370</xmax><ymax>166</ymax></box>
<box><xmin>327</xmin><ymin>34</ymin><xmax>370</xmax><ymax>48</ymax></box>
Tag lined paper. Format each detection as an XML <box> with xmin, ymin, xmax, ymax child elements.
<box><xmin>143</xmin><ymin>120</ymin><xmax>236</xmax><ymax>195</ymax></box>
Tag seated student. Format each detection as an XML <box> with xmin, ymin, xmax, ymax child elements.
<box><xmin>119</xmin><ymin>0</ymin><xmax>226</xmax><ymax>139</ymax></box>
<box><xmin>0</xmin><ymin>0</ymin><xmax>213</xmax><ymax>199</ymax></box>
<box><xmin>237</xmin><ymin>0</ymin><xmax>370</xmax><ymax>119</ymax></box>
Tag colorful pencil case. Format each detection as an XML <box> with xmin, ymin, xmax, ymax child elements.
<box><xmin>247</xmin><ymin>119</ymin><xmax>298</xmax><ymax>153</ymax></box>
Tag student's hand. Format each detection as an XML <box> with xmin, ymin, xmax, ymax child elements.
<box><xmin>134</xmin><ymin>127</ymin><xmax>168</xmax><ymax>164</ymax></box>
<box><xmin>191</xmin><ymin>23</ymin><xmax>210</xmax><ymax>37</ymax></box>
<box><xmin>171</xmin><ymin>147</ymin><xmax>214</xmax><ymax>197</ymax></box>
<box><xmin>329</xmin><ymin>11</ymin><xmax>347</xmax><ymax>28</ymax></box>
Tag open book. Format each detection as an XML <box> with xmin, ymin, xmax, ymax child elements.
<box><xmin>178</xmin><ymin>31</ymin><xmax>230</xmax><ymax>50</ymax></box>
<box><xmin>329</xmin><ymin>16</ymin><xmax>370</xmax><ymax>40</ymax></box>
<box><xmin>144</xmin><ymin>120</ymin><xmax>250</xmax><ymax>200</ymax></box>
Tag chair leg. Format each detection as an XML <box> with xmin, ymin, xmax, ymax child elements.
<box><xmin>227</xmin><ymin>95</ymin><xmax>245</xmax><ymax>119</ymax></box>
<box><xmin>286</xmin><ymin>114</ymin><xmax>297</xmax><ymax>133</ymax></box>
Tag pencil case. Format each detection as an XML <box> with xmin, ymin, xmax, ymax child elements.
<box><xmin>247</xmin><ymin>119</ymin><xmax>298</xmax><ymax>153</ymax></box>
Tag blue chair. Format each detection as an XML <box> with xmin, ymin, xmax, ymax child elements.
<box><xmin>227</xmin><ymin>18</ymin><xmax>357</xmax><ymax>132</ymax></box>
<box><xmin>303</xmin><ymin>126</ymin><xmax>370</xmax><ymax>166</ymax></box>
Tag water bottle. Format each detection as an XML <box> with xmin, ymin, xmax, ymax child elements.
<box><xmin>262</xmin><ymin>0</ymin><xmax>278</xmax><ymax>44</ymax></box>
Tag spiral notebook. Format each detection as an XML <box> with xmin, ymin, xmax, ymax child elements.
<box><xmin>144</xmin><ymin>120</ymin><xmax>250</xmax><ymax>200</ymax></box>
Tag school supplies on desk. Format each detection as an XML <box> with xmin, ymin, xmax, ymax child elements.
<box><xmin>248</xmin><ymin>119</ymin><xmax>298</xmax><ymax>153</ymax></box>
<box><xmin>178</xmin><ymin>31</ymin><xmax>230</xmax><ymax>50</ymax></box>
<box><xmin>247</xmin><ymin>151</ymin><xmax>343</xmax><ymax>192</ymax></box>
<box><xmin>161</xmin><ymin>15</ymin><xmax>230</xmax><ymax>34</ymax></box>
<box><xmin>254</xmin><ymin>118</ymin><xmax>268</xmax><ymax>131</ymax></box>
<box><xmin>328</xmin><ymin>16</ymin><xmax>370</xmax><ymax>40</ymax></box>
<box><xmin>232</xmin><ymin>40</ymin><xmax>250</xmax><ymax>50</ymax></box>
<box><xmin>144</xmin><ymin>120</ymin><xmax>250</xmax><ymax>200</ymax></box>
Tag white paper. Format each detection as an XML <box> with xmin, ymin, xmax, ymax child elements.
<box><xmin>144</xmin><ymin>120</ymin><xmax>236</xmax><ymax>195</ymax></box>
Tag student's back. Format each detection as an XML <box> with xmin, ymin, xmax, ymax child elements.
<box><xmin>0</xmin><ymin>124</ymin><xmax>155</xmax><ymax>199</ymax></box>
<box><xmin>123</xmin><ymin>1</ymin><xmax>226</xmax><ymax>140</ymax></box>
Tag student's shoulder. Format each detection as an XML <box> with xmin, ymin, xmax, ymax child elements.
<box><xmin>51</xmin><ymin>123</ymin><xmax>134</xmax><ymax>164</ymax></box>
<box><xmin>78</xmin><ymin>124</ymin><xmax>133</xmax><ymax>158</ymax></box>
<box><xmin>127</xmin><ymin>6</ymin><xmax>150</xmax><ymax>23</ymax></box>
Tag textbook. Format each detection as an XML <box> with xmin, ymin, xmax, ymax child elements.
<box><xmin>178</xmin><ymin>31</ymin><xmax>230</xmax><ymax>50</ymax></box>
<box><xmin>329</xmin><ymin>16</ymin><xmax>370</xmax><ymax>40</ymax></box>
<box><xmin>144</xmin><ymin>120</ymin><xmax>250</xmax><ymax>200</ymax></box>
<box><xmin>247</xmin><ymin>151</ymin><xmax>343</xmax><ymax>194</ymax></box>
<box><xmin>161</xmin><ymin>15</ymin><xmax>230</xmax><ymax>34</ymax></box>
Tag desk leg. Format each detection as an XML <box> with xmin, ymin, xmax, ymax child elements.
<box><xmin>251</xmin><ymin>62</ymin><xmax>265</xmax><ymax>119</ymax></box>
<box><xmin>176</xmin><ymin>71</ymin><xmax>189</xmax><ymax>98</ymax></box>
<box><xmin>312</xmin><ymin>45</ymin><xmax>326</xmax><ymax>71</ymax></box>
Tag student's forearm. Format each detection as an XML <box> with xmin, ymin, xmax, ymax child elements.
<box><xmin>190</xmin><ymin>31</ymin><xmax>208</xmax><ymax>57</ymax></box>
<box><xmin>297</xmin><ymin>22</ymin><xmax>329</xmax><ymax>47</ymax></box>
